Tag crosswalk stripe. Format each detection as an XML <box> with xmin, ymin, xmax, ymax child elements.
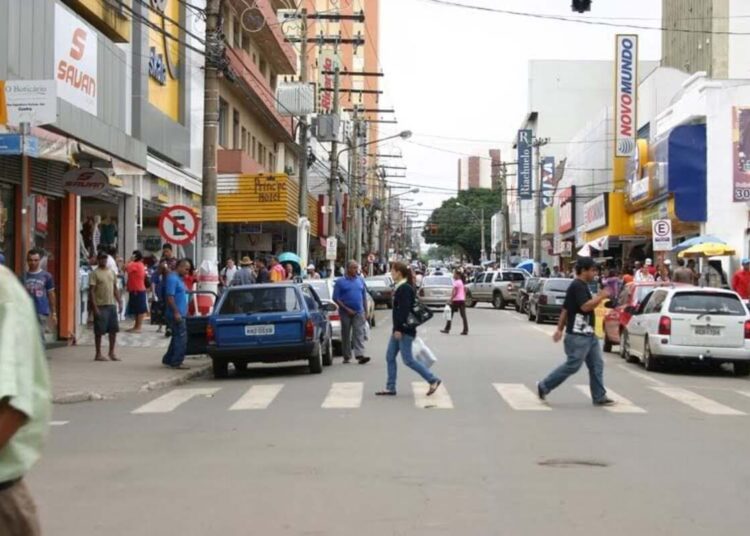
<box><xmin>322</xmin><ymin>382</ymin><xmax>364</xmax><ymax>409</ymax></box>
<box><xmin>132</xmin><ymin>388</ymin><xmax>220</xmax><ymax>414</ymax></box>
<box><xmin>493</xmin><ymin>383</ymin><xmax>551</xmax><ymax>411</ymax></box>
<box><xmin>229</xmin><ymin>384</ymin><xmax>284</xmax><ymax>410</ymax></box>
<box><xmin>574</xmin><ymin>385</ymin><xmax>646</xmax><ymax>414</ymax></box>
<box><xmin>652</xmin><ymin>386</ymin><xmax>746</xmax><ymax>415</ymax></box>
<box><xmin>412</xmin><ymin>382</ymin><xmax>453</xmax><ymax>409</ymax></box>
<box><xmin>50</xmin><ymin>421</ymin><xmax>69</xmax><ymax>426</ymax></box>
<box><xmin>737</xmin><ymin>391</ymin><xmax>750</xmax><ymax>399</ymax></box>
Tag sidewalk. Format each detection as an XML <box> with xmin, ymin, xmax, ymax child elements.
<box><xmin>49</xmin><ymin>323</ymin><xmax>211</xmax><ymax>404</ymax></box>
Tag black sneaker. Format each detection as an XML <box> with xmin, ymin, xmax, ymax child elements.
<box><xmin>593</xmin><ymin>397</ymin><xmax>616</xmax><ymax>407</ymax></box>
<box><xmin>536</xmin><ymin>382</ymin><xmax>546</xmax><ymax>401</ymax></box>
<box><xmin>356</xmin><ymin>356</ymin><xmax>371</xmax><ymax>365</ymax></box>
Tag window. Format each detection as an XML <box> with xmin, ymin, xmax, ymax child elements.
<box><xmin>483</xmin><ymin>273</ymin><xmax>494</xmax><ymax>283</ymax></box>
<box><xmin>309</xmin><ymin>282</ymin><xmax>331</xmax><ymax>300</ymax></box>
<box><xmin>645</xmin><ymin>291</ymin><xmax>667</xmax><ymax>314</ymax></box>
<box><xmin>301</xmin><ymin>286</ymin><xmax>319</xmax><ymax>311</ymax></box>
<box><xmin>257</xmin><ymin>143</ymin><xmax>264</xmax><ymax>166</ymax></box>
<box><xmin>424</xmin><ymin>277</ymin><xmax>453</xmax><ymax>287</ymax></box>
<box><xmin>233</xmin><ymin>110</ymin><xmax>240</xmax><ymax>149</ymax></box>
<box><xmin>241</xmin><ymin>127</ymin><xmax>248</xmax><ymax>153</ymax></box>
<box><xmin>259</xmin><ymin>58</ymin><xmax>268</xmax><ymax>78</ymax></box>
<box><xmin>220</xmin><ymin>287</ymin><xmax>300</xmax><ymax>315</ymax></box>
<box><xmin>232</xmin><ymin>16</ymin><xmax>241</xmax><ymax>48</ymax></box>
<box><xmin>545</xmin><ymin>279</ymin><xmax>572</xmax><ymax>293</ymax></box>
<box><xmin>251</xmin><ymin>136</ymin><xmax>257</xmax><ymax>159</ymax></box>
<box><xmin>669</xmin><ymin>292</ymin><xmax>745</xmax><ymax>316</ymax></box>
<box><xmin>269</xmin><ymin>151</ymin><xmax>276</xmax><ymax>172</ymax></box>
<box><xmin>501</xmin><ymin>272</ymin><xmax>526</xmax><ymax>282</ymax></box>
<box><xmin>218</xmin><ymin>98</ymin><xmax>229</xmax><ymax>147</ymax></box>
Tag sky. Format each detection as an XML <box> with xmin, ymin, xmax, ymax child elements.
<box><xmin>377</xmin><ymin>0</ymin><xmax>663</xmax><ymax>221</ymax></box>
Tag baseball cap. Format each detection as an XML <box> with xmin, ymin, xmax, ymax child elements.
<box><xmin>307</xmin><ymin>264</ymin><xmax>315</xmax><ymax>271</ymax></box>
<box><xmin>742</xmin><ymin>258</ymin><xmax>750</xmax><ymax>265</ymax></box>
<box><xmin>645</xmin><ymin>258</ymin><xmax>653</xmax><ymax>265</ymax></box>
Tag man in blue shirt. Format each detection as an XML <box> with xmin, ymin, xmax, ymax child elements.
<box><xmin>23</xmin><ymin>249</ymin><xmax>57</xmax><ymax>337</ymax></box>
<box><xmin>333</xmin><ymin>260</ymin><xmax>370</xmax><ymax>364</ymax></box>
<box><xmin>162</xmin><ymin>259</ymin><xmax>190</xmax><ymax>369</ymax></box>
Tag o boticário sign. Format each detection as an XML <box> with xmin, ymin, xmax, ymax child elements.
<box><xmin>159</xmin><ymin>205</ymin><xmax>199</xmax><ymax>246</ymax></box>
<box><xmin>615</xmin><ymin>34</ymin><xmax>638</xmax><ymax>157</ymax></box>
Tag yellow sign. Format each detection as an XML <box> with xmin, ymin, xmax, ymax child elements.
<box><xmin>155</xmin><ymin>178</ymin><xmax>170</xmax><ymax>203</ymax></box>
<box><xmin>148</xmin><ymin>0</ymin><xmax>180</xmax><ymax>121</ymax></box>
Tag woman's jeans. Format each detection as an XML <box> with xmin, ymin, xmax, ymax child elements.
<box><xmin>385</xmin><ymin>333</ymin><xmax>439</xmax><ymax>392</ymax></box>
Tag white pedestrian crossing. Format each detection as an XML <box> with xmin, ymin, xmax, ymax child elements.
<box><xmin>229</xmin><ymin>384</ymin><xmax>284</xmax><ymax>411</ymax></box>
<box><xmin>322</xmin><ymin>382</ymin><xmax>364</xmax><ymax>409</ymax></box>
<box><xmin>132</xmin><ymin>388</ymin><xmax>220</xmax><ymax>414</ymax></box>
<box><xmin>651</xmin><ymin>386</ymin><xmax>746</xmax><ymax>416</ymax></box>
<box><xmin>493</xmin><ymin>383</ymin><xmax>551</xmax><ymax>411</ymax></box>
<box><xmin>574</xmin><ymin>385</ymin><xmax>646</xmax><ymax>414</ymax></box>
<box><xmin>412</xmin><ymin>382</ymin><xmax>453</xmax><ymax>409</ymax></box>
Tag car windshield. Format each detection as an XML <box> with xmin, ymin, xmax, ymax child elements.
<box><xmin>669</xmin><ymin>292</ymin><xmax>746</xmax><ymax>316</ymax></box>
<box><xmin>423</xmin><ymin>276</ymin><xmax>452</xmax><ymax>286</ymax></box>
<box><xmin>366</xmin><ymin>279</ymin><xmax>389</xmax><ymax>288</ymax></box>
<box><xmin>545</xmin><ymin>279</ymin><xmax>572</xmax><ymax>293</ymax></box>
<box><xmin>219</xmin><ymin>287</ymin><xmax>301</xmax><ymax>314</ymax></box>
<box><xmin>501</xmin><ymin>272</ymin><xmax>526</xmax><ymax>281</ymax></box>
<box><xmin>308</xmin><ymin>282</ymin><xmax>331</xmax><ymax>300</ymax></box>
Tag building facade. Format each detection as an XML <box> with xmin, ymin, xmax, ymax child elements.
<box><xmin>457</xmin><ymin>156</ymin><xmax>491</xmax><ymax>191</ymax></box>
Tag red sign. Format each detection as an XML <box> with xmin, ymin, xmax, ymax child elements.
<box><xmin>35</xmin><ymin>196</ymin><xmax>48</xmax><ymax>233</ymax></box>
<box><xmin>558</xmin><ymin>186</ymin><xmax>575</xmax><ymax>234</ymax></box>
<box><xmin>158</xmin><ymin>205</ymin><xmax>199</xmax><ymax>246</ymax></box>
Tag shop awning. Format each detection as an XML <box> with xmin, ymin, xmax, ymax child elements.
<box><xmin>147</xmin><ymin>155</ymin><xmax>202</xmax><ymax>196</ymax></box>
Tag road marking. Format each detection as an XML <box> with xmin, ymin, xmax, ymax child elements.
<box><xmin>322</xmin><ymin>382</ymin><xmax>364</xmax><ymax>409</ymax></box>
<box><xmin>229</xmin><ymin>384</ymin><xmax>284</xmax><ymax>410</ymax></box>
<box><xmin>132</xmin><ymin>388</ymin><xmax>220</xmax><ymax>414</ymax></box>
<box><xmin>574</xmin><ymin>385</ymin><xmax>646</xmax><ymax>414</ymax></box>
<box><xmin>617</xmin><ymin>364</ymin><xmax>668</xmax><ymax>386</ymax></box>
<box><xmin>737</xmin><ymin>391</ymin><xmax>750</xmax><ymax>399</ymax></box>
<box><xmin>50</xmin><ymin>421</ymin><xmax>69</xmax><ymax>426</ymax></box>
<box><xmin>652</xmin><ymin>386</ymin><xmax>746</xmax><ymax>416</ymax></box>
<box><xmin>493</xmin><ymin>383</ymin><xmax>551</xmax><ymax>411</ymax></box>
<box><xmin>530</xmin><ymin>325</ymin><xmax>555</xmax><ymax>336</ymax></box>
<box><xmin>412</xmin><ymin>382</ymin><xmax>453</xmax><ymax>409</ymax></box>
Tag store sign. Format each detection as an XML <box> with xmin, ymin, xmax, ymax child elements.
<box><xmin>583</xmin><ymin>194</ymin><xmax>608</xmax><ymax>232</ymax></box>
<box><xmin>558</xmin><ymin>186</ymin><xmax>575</xmax><ymax>233</ymax></box>
<box><xmin>254</xmin><ymin>176</ymin><xmax>287</xmax><ymax>203</ymax></box>
<box><xmin>541</xmin><ymin>156</ymin><xmax>555</xmax><ymax>208</ymax></box>
<box><xmin>517</xmin><ymin>129</ymin><xmax>532</xmax><ymax>200</ymax></box>
<box><xmin>561</xmin><ymin>241</ymin><xmax>573</xmax><ymax>258</ymax></box>
<box><xmin>326</xmin><ymin>236</ymin><xmax>338</xmax><ymax>260</ymax></box>
<box><xmin>630</xmin><ymin>176</ymin><xmax>650</xmax><ymax>203</ymax></box>
<box><xmin>155</xmin><ymin>178</ymin><xmax>169</xmax><ymax>204</ymax></box>
<box><xmin>148</xmin><ymin>0</ymin><xmax>180</xmax><ymax>121</ymax></box>
<box><xmin>62</xmin><ymin>168</ymin><xmax>108</xmax><ymax>196</ymax></box>
<box><xmin>35</xmin><ymin>195</ymin><xmax>48</xmax><ymax>234</ymax></box>
<box><xmin>318</xmin><ymin>51</ymin><xmax>338</xmax><ymax>113</ymax></box>
<box><xmin>235</xmin><ymin>232</ymin><xmax>272</xmax><ymax>251</ymax></box>
<box><xmin>652</xmin><ymin>219</ymin><xmax>673</xmax><ymax>252</ymax></box>
<box><xmin>553</xmin><ymin>235</ymin><xmax>562</xmax><ymax>255</ymax></box>
<box><xmin>633</xmin><ymin>199</ymin><xmax>671</xmax><ymax>233</ymax></box>
<box><xmin>732</xmin><ymin>107</ymin><xmax>750</xmax><ymax>201</ymax></box>
<box><xmin>55</xmin><ymin>3</ymin><xmax>97</xmax><ymax>116</ymax></box>
<box><xmin>1</xmin><ymin>80</ymin><xmax>57</xmax><ymax>126</ymax></box>
<box><xmin>615</xmin><ymin>34</ymin><xmax>638</xmax><ymax>157</ymax></box>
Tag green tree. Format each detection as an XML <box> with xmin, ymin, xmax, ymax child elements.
<box><xmin>425</xmin><ymin>245</ymin><xmax>455</xmax><ymax>261</ymax></box>
<box><xmin>422</xmin><ymin>189</ymin><xmax>501</xmax><ymax>263</ymax></box>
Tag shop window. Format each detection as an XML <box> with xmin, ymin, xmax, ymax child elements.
<box><xmin>233</xmin><ymin>110</ymin><xmax>240</xmax><ymax>150</ymax></box>
<box><xmin>218</xmin><ymin>98</ymin><xmax>229</xmax><ymax>148</ymax></box>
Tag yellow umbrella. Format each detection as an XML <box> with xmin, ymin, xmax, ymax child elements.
<box><xmin>678</xmin><ymin>242</ymin><xmax>737</xmax><ymax>258</ymax></box>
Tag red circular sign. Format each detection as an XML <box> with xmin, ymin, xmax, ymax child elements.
<box><xmin>158</xmin><ymin>205</ymin><xmax>199</xmax><ymax>246</ymax></box>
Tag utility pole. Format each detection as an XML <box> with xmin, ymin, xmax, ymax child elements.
<box><xmin>501</xmin><ymin>163</ymin><xmax>511</xmax><ymax>266</ymax></box>
<box><xmin>199</xmin><ymin>0</ymin><xmax>222</xmax><ymax>299</ymax></box>
<box><xmin>327</xmin><ymin>54</ymin><xmax>340</xmax><ymax>278</ymax></box>
<box><xmin>533</xmin><ymin>137</ymin><xmax>550</xmax><ymax>267</ymax></box>
<box><xmin>297</xmin><ymin>8</ymin><xmax>309</xmax><ymax>220</ymax></box>
<box><xmin>353</xmin><ymin>111</ymin><xmax>363</xmax><ymax>264</ymax></box>
<box><xmin>480</xmin><ymin>207</ymin><xmax>485</xmax><ymax>263</ymax></box>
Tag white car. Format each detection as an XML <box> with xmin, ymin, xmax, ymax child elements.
<box><xmin>621</xmin><ymin>287</ymin><xmax>750</xmax><ymax>376</ymax></box>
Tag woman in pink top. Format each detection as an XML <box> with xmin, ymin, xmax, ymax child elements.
<box><xmin>441</xmin><ymin>270</ymin><xmax>469</xmax><ymax>335</ymax></box>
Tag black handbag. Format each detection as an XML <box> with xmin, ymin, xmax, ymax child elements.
<box><xmin>406</xmin><ymin>299</ymin><xmax>434</xmax><ymax>328</ymax></box>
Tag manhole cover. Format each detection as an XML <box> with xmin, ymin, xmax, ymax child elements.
<box><xmin>538</xmin><ymin>458</ymin><xmax>609</xmax><ymax>468</ymax></box>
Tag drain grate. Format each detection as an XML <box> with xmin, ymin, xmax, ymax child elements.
<box><xmin>538</xmin><ymin>458</ymin><xmax>609</xmax><ymax>468</ymax></box>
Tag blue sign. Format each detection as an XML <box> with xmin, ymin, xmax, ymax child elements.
<box><xmin>517</xmin><ymin>129</ymin><xmax>532</xmax><ymax>200</ymax></box>
<box><xmin>0</xmin><ymin>134</ymin><xmax>22</xmax><ymax>155</ymax></box>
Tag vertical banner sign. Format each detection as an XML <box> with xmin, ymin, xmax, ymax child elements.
<box><xmin>615</xmin><ymin>34</ymin><xmax>638</xmax><ymax>157</ymax></box>
<box><xmin>732</xmin><ymin>107</ymin><xmax>750</xmax><ymax>201</ymax></box>
<box><xmin>318</xmin><ymin>51</ymin><xmax>338</xmax><ymax>113</ymax></box>
<box><xmin>541</xmin><ymin>156</ymin><xmax>555</xmax><ymax>208</ymax></box>
<box><xmin>55</xmin><ymin>3</ymin><xmax>98</xmax><ymax>116</ymax></box>
<box><xmin>517</xmin><ymin>129</ymin><xmax>532</xmax><ymax>200</ymax></box>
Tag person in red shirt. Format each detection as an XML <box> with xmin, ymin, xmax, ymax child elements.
<box><xmin>731</xmin><ymin>258</ymin><xmax>750</xmax><ymax>300</ymax></box>
<box><xmin>125</xmin><ymin>250</ymin><xmax>149</xmax><ymax>332</ymax></box>
<box><xmin>183</xmin><ymin>259</ymin><xmax>198</xmax><ymax>316</ymax></box>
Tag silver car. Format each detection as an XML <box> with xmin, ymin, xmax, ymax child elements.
<box><xmin>418</xmin><ymin>275</ymin><xmax>455</xmax><ymax>308</ymax></box>
<box><xmin>308</xmin><ymin>280</ymin><xmax>342</xmax><ymax>354</ymax></box>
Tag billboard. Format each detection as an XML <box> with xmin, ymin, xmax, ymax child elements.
<box><xmin>733</xmin><ymin>107</ymin><xmax>750</xmax><ymax>201</ymax></box>
<box><xmin>55</xmin><ymin>3</ymin><xmax>97</xmax><ymax>116</ymax></box>
<box><xmin>517</xmin><ymin>129</ymin><xmax>532</xmax><ymax>200</ymax></box>
<box><xmin>615</xmin><ymin>34</ymin><xmax>638</xmax><ymax>157</ymax></box>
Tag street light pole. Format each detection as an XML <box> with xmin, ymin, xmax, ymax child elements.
<box><xmin>480</xmin><ymin>207</ymin><xmax>485</xmax><ymax>263</ymax></box>
<box><xmin>533</xmin><ymin>137</ymin><xmax>550</xmax><ymax>268</ymax></box>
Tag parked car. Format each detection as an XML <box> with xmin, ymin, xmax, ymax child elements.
<box><xmin>365</xmin><ymin>275</ymin><xmax>394</xmax><ymax>308</ymax></box>
<box><xmin>527</xmin><ymin>278</ymin><xmax>571</xmax><ymax>324</ymax></box>
<box><xmin>465</xmin><ymin>269</ymin><xmax>528</xmax><ymax>309</ymax></box>
<box><xmin>418</xmin><ymin>275</ymin><xmax>454</xmax><ymax>308</ymax></box>
<box><xmin>516</xmin><ymin>277</ymin><xmax>543</xmax><ymax>314</ymax></box>
<box><xmin>620</xmin><ymin>287</ymin><xmax>750</xmax><ymax>376</ymax></box>
<box><xmin>602</xmin><ymin>282</ymin><xmax>690</xmax><ymax>353</ymax></box>
<box><xmin>185</xmin><ymin>283</ymin><xmax>336</xmax><ymax>378</ymax></box>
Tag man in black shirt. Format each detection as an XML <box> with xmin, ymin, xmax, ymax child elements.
<box><xmin>537</xmin><ymin>257</ymin><xmax>615</xmax><ymax>406</ymax></box>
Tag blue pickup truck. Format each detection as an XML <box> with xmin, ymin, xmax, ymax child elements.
<box><xmin>185</xmin><ymin>283</ymin><xmax>336</xmax><ymax>378</ymax></box>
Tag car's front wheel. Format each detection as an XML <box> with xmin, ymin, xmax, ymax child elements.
<box><xmin>212</xmin><ymin>358</ymin><xmax>229</xmax><ymax>379</ymax></box>
<box><xmin>309</xmin><ymin>343</ymin><xmax>323</xmax><ymax>374</ymax></box>
<box><xmin>322</xmin><ymin>333</ymin><xmax>333</xmax><ymax>367</ymax></box>
<box><xmin>492</xmin><ymin>293</ymin><xmax>505</xmax><ymax>310</ymax></box>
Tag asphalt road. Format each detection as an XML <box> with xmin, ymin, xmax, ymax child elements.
<box><xmin>31</xmin><ymin>305</ymin><xmax>750</xmax><ymax>535</ymax></box>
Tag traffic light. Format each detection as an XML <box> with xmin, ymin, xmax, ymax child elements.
<box><xmin>571</xmin><ymin>0</ymin><xmax>591</xmax><ymax>13</ymax></box>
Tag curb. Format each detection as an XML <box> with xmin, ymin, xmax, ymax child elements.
<box><xmin>53</xmin><ymin>363</ymin><xmax>212</xmax><ymax>404</ymax></box>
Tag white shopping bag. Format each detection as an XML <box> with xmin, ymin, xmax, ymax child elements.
<box><xmin>363</xmin><ymin>316</ymin><xmax>371</xmax><ymax>341</ymax></box>
<box><xmin>442</xmin><ymin>304</ymin><xmax>453</xmax><ymax>322</ymax></box>
<box><xmin>413</xmin><ymin>337</ymin><xmax>437</xmax><ymax>368</ymax></box>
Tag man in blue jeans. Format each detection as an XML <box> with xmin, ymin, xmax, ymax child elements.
<box><xmin>162</xmin><ymin>259</ymin><xmax>190</xmax><ymax>369</ymax></box>
<box><xmin>537</xmin><ymin>257</ymin><xmax>615</xmax><ymax>406</ymax></box>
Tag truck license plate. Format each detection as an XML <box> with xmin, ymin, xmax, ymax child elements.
<box><xmin>245</xmin><ymin>325</ymin><xmax>275</xmax><ymax>336</ymax></box>
<box><xmin>695</xmin><ymin>326</ymin><xmax>720</xmax><ymax>336</ymax></box>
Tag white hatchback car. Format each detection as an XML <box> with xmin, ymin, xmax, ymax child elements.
<box><xmin>621</xmin><ymin>287</ymin><xmax>750</xmax><ymax>376</ymax></box>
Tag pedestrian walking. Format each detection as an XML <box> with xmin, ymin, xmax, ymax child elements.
<box><xmin>220</xmin><ymin>258</ymin><xmax>238</xmax><ymax>290</ymax></box>
<box><xmin>536</xmin><ymin>257</ymin><xmax>615</xmax><ymax>406</ymax></box>
<box><xmin>89</xmin><ymin>251</ymin><xmax>122</xmax><ymax>361</ymax></box>
<box><xmin>231</xmin><ymin>256</ymin><xmax>257</xmax><ymax>286</ymax></box>
<box><xmin>333</xmin><ymin>260</ymin><xmax>371</xmax><ymax>364</ymax></box>
<box><xmin>672</xmin><ymin>258</ymin><xmax>694</xmax><ymax>284</ymax></box>
<box><xmin>376</xmin><ymin>262</ymin><xmax>441</xmax><ymax>397</ymax></box>
<box><xmin>255</xmin><ymin>257</ymin><xmax>271</xmax><ymax>283</ymax></box>
<box><xmin>732</xmin><ymin>258</ymin><xmax>750</xmax><ymax>300</ymax></box>
<box><xmin>125</xmin><ymin>250</ymin><xmax>149</xmax><ymax>333</ymax></box>
<box><xmin>161</xmin><ymin>243</ymin><xmax>177</xmax><ymax>271</ymax></box>
<box><xmin>162</xmin><ymin>259</ymin><xmax>191</xmax><ymax>369</ymax></box>
<box><xmin>441</xmin><ymin>270</ymin><xmax>469</xmax><ymax>335</ymax></box>
<box><xmin>0</xmin><ymin>264</ymin><xmax>51</xmax><ymax>536</ymax></box>
<box><xmin>23</xmin><ymin>248</ymin><xmax>57</xmax><ymax>337</ymax></box>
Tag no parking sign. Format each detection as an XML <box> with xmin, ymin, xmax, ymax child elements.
<box><xmin>652</xmin><ymin>219</ymin><xmax>673</xmax><ymax>252</ymax></box>
<box><xmin>159</xmin><ymin>205</ymin><xmax>199</xmax><ymax>246</ymax></box>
